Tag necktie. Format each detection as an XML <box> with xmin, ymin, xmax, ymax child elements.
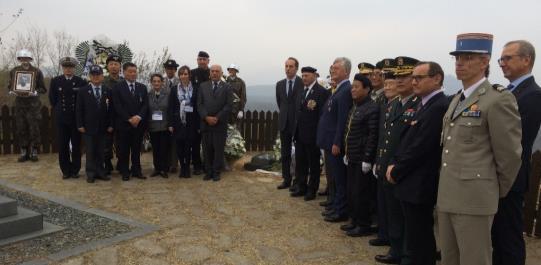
<box><xmin>95</xmin><ymin>87</ymin><xmax>101</xmax><ymax>101</ymax></box>
<box><xmin>507</xmin><ymin>84</ymin><xmax>515</xmax><ymax>91</ymax></box>
<box><xmin>288</xmin><ymin>80</ymin><xmax>293</xmax><ymax>97</ymax></box>
<box><xmin>459</xmin><ymin>92</ymin><xmax>465</xmax><ymax>101</ymax></box>
<box><xmin>129</xmin><ymin>83</ymin><xmax>135</xmax><ymax>96</ymax></box>
<box><xmin>213</xmin><ymin>81</ymin><xmax>218</xmax><ymax>92</ymax></box>
<box><xmin>304</xmin><ymin>88</ymin><xmax>309</xmax><ymax>98</ymax></box>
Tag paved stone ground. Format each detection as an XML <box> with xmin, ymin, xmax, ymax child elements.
<box><xmin>0</xmin><ymin>153</ymin><xmax>540</xmax><ymax>265</ymax></box>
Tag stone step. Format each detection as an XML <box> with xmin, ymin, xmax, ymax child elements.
<box><xmin>0</xmin><ymin>207</ymin><xmax>43</xmax><ymax>240</ymax></box>
<box><xmin>0</xmin><ymin>195</ymin><xmax>18</xmax><ymax>218</ymax></box>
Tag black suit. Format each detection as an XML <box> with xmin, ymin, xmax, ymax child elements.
<box><xmin>169</xmin><ymin>84</ymin><xmax>199</xmax><ymax>172</ymax></box>
<box><xmin>276</xmin><ymin>76</ymin><xmax>303</xmax><ymax>184</ymax></box>
<box><xmin>390</xmin><ymin>91</ymin><xmax>449</xmax><ymax>265</ymax></box>
<box><xmin>76</xmin><ymin>84</ymin><xmax>113</xmax><ymax>179</ymax></box>
<box><xmin>293</xmin><ymin>83</ymin><xmax>330</xmax><ymax>195</ymax></box>
<box><xmin>112</xmin><ymin>81</ymin><xmax>149</xmax><ymax>177</ymax></box>
<box><xmin>49</xmin><ymin>75</ymin><xmax>87</xmax><ymax>177</ymax></box>
<box><xmin>197</xmin><ymin>80</ymin><xmax>233</xmax><ymax>177</ymax></box>
<box><xmin>190</xmin><ymin>68</ymin><xmax>209</xmax><ymax>172</ymax></box>
<box><xmin>492</xmin><ymin>76</ymin><xmax>541</xmax><ymax>265</ymax></box>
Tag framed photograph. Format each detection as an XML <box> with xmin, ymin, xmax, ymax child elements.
<box><xmin>13</xmin><ymin>71</ymin><xmax>34</xmax><ymax>94</ymax></box>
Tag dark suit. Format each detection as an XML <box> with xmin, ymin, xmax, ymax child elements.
<box><xmin>316</xmin><ymin>80</ymin><xmax>352</xmax><ymax>216</ymax></box>
<box><xmin>197</xmin><ymin>80</ymin><xmax>233</xmax><ymax>177</ymax></box>
<box><xmin>112</xmin><ymin>81</ymin><xmax>149</xmax><ymax>177</ymax></box>
<box><xmin>293</xmin><ymin>83</ymin><xmax>330</xmax><ymax>195</ymax></box>
<box><xmin>76</xmin><ymin>84</ymin><xmax>113</xmax><ymax>179</ymax></box>
<box><xmin>276</xmin><ymin>76</ymin><xmax>304</xmax><ymax>185</ymax></box>
<box><xmin>492</xmin><ymin>76</ymin><xmax>541</xmax><ymax>265</ymax></box>
<box><xmin>169</xmin><ymin>84</ymin><xmax>199</xmax><ymax>172</ymax></box>
<box><xmin>375</xmin><ymin>95</ymin><xmax>419</xmax><ymax>260</ymax></box>
<box><xmin>390</xmin><ymin>91</ymin><xmax>449</xmax><ymax>265</ymax></box>
<box><xmin>49</xmin><ymin>75</ymin><xmax>87</xmax><ymax>177</ymax></box>
<box><xmin>190</xmin><ymin>68</ymin><xmax>209</xmax><ymax>172</ymax></box>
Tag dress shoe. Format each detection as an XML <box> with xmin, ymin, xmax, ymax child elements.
<box><xmin>161</xmin><ymin>171</ymin><xmax>169</xmax><ymax>178</ymax></box>
<box><xmin>346</xmin><ymin>226</ymin><xmax>372</xmax><ymax>237</ymax></box>
<box><xmin>374</xmin><ymin>254</ymin><xmax>400</xmax><ymax>264</ymax></box>
<box><xmin>369</xmin><ymin>238</ymin><xmax>390</xmax><ymax>247</ymax></box>
<box><xmin>86</xmin><ymin>177</ymin><xmax>95</xmax><ymax>183</ymax></box>
<box><xmin>319</xmin><ymin>201</ymin><xmax>331</xmax><ymax>207</ymax></box>
<box><xmin>213</xmin><ymin>174</ymin><xmax>221</xmax><ymax>181</ymax></box>
<box><xmin>276</xmin><ymin>182</ymin><xmax>291</xmax><ymax>189</ymax></box>
<box><xmin>290</xmin><ymin>190</ymin><xmax>306</xmax><ymax>197</ymax></box>
<box><xmin>203</xmin><ymin>174</ymin><xmax>212</xmax><ymax>181</ymax></box>
<box><xmin>321</xmin><ymin>209</ymin><xmax>335</xmax><ymax>216</ymax></box>
<box><xmin>71</xmin><ymin>173</ymin><xmax>80</xmax><ymax>179</ymax></box>
<box><xmin>193</xmin><ymin>169</ymin><xmax>203</xmax><ymax>175</ymax></box>
<box><xmin>150</xmin><ymin>171</ymin><xmax>161</xmax><ymax>177</ymax></box>
<box><xmin>132</xmin><ymin>173</ymin><xmax>147</xmax><ymax>180</ymax></box>
<box><xmin>340</xmin><ymin>223</ymin><xmax>356</xmax><ymax>231</ymax></box>
<box><xmin>62</xmin><ymin>175</ymin><xmax>70</xmax><ymax>180</ymax></box>
<box><xmin>324</xmin><ymin>213</ymin><xmax>348</xmax><ymax>222</ymax></box>
<box><xmin>288</xmin><ymin>184</ymin><xmax>298</xmax><ymax>192</ymax></box>
<box><xmin>122</xmin><ymin>175</ymin><xmax>130</xmax><ymax>181</ymax></box>
<box><xmin>96</xmin><ymin>175</ymin><xmax>111</xmax><ymax>181</ymax></box>
<box><xmin>304</xmin><ymin>192</ymin><xmax>316</xmax><ymax>201</ymax></box>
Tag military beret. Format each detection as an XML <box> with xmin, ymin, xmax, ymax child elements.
<box><xmin>198</xmin><ymin>51</ymin><xmax>210</xmax><ymax>58</ymax></box>
<box><xmin>89</xmin><ymin>65</ymin><xmax>103</xmax><ymax>75</ymax></box>
<box><xmin>394</xmin><ymin>56</ymin><xmax>419</xmax><ymax>76</ymax></box>
<box><xmin>106</xmin><ymin>54</ymin><xmax>122</xmax><ymax>64</ymax></box>
<box><xmin>450</xmin><ymin>33</ymin><xmax>494</xmax><ymax>55</ymax></box>
<box><xmin>60</xmin><ymin>57</ymin><xmax>78</xmax><ymax>67</ymax></box>
<box><xmin>358</xmin><ymin>62</ymin><xmax>375</xmax><ymax>74</ymax></box>
<box><xmin>163</xmin><ymin>59</ymin><xmax>179</xmax><ymax>68</ymax></box>
<box><xmin>301</xmin><ymin>66</ymin><xmax>317</xmax><ymax>73</ymax></box>
<box><xmin>353</xmin><ymin>73</ymin><xmax>373</xmax><ymax>89</ymax></box>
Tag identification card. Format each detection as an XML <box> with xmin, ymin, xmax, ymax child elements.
<box><xmin>152</xmin><ymin>111</ymin><xmax>163</xmax><ymax>121</ymax></box>
<box><xmin>184</xmin><ymin>106</ymin><xmax>194</xmax><ymax>113</ymax></box>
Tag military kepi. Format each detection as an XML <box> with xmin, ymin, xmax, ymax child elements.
<box><xmin>60</xmin><ymin>57</ymin><xmax>78</xmax><ymax>67</ymax></box>
<box><xmin>301</xmin><ymin>66</ymin><xmax>317</xmax><ymax>73</ymax></box>
<box><xmin>450</xmin><ymin>33</ymin><xmax>494</xmax><ymax>55</ymax></box>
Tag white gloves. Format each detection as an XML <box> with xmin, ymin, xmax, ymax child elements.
<box><xmin>362</xmin><ymin>162</ymin><xmax>372</xmax><ymax>174</ymax></box>
<box><xmin>237</xmin><ymin>111</ymin><xmax>244</xmax><ymax>119</ymax></box>
<box><xmin>8</xmin><ymin>91</ymin><xmax>16</xmax><ymax>96</ymax></box>
<box><xmin>343</xmin><ymin>156</ymin><xmax>348</xmax><ymax>166</ymax></box>
<box><xmin>372</xmin><ymin>164</ymin><xmax>378</xmax><ymax>178</ymax></box>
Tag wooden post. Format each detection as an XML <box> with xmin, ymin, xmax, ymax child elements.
<box><xmin>251</xmin><ymin>111</ymin><xmax>259</xmax><ymax>151</ymax></box>
<box><xmin>244</xmin><ymin>111</ymin><xmax>252</xmax><ymax>151</ymax></box>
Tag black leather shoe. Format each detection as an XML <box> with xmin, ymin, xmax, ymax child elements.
<box><xmin>62</xmin><ymin>175</ymin><xmax>70</xmax><ymax>180</ymax></box>
<box><xmin>71</xmin><ymin>173</ymin><xmax>80</xmax><ymax>179</ymax></box>
<box><xmin>213</xmin><ymin>174</ymin><xmax>221</xmax><ymax>181</ymax></box>
<box><xmin>324</xmin><ymin>213</ymin><xmax>348</xmax><ymax>223</ymax></box>
<box><xmin>122</xmin><ymin>175</ymin><xmax>130</xmax><ymax>181</ymax></box>
<box><xmin>369</xmin><ymin>238</ymin><xmax>390</xmax><ymax>247</ymax></box>
<box><xmin>288</xmin><ymin>184</ymin><xmax>298</xmax><ymax>192</ymax></box>
<box><xmin>96</xmin><ymin>175</ymin><xmax>111</xmax><ymax>181</ymax></box>
<box><xmin>374</xmin><ymin>254</ymin><xmax>400</xmax><ymax>264</ymax></box>
<box><xmin>161</xmin><ymin>171</ymin><xmax>169</xmax><ymax>178</ymax></box>
<box><xmin>203</xmin><ymin>174</ymin><xmax>212</xmax><ymax>181</ymax></box>
<box><xmin>86</xmin><ymin>177</ymin><xmax>95</xmax><ymax>183</ymax></box>
<box><xmin>340</xmin><ymin>223</ymin><xmax>356</xmax><ymax>231</ymax></box>
<box><xmin>321</xmin><ymin>209</ymin><xmax>335</xmax><ymax>217</ymax></box>
<box><xmin>319</xmin><ymin>201</ymin><xmax>331</xmax><ymax>207</ymax></box>
<box><xmin>346</xmin><ymin>226</ymin><xmax>372</xmax><ymax>237</ymax></box>
<box><xmin>290</xmin><ymin>190</ymin><xmax>306</xmax><ymax>197</ymax></box>
<box><xmin>277</xmin><ymin>182</ymin><xmax>291</xmax><ymax>189</ymax></box>
<box><xmin>132</xmin><ymin>173</ymin><xmax>147</xmax><ymax>179</ymax></box>
<box><xmin>304</xmin><ymin>192</ymin><xmax>316</xmax><ymax>201</ymax></box>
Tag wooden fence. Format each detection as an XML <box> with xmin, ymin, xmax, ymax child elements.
<box><xmin>0</xmin><ymin>105</ymin><xmax>541</xmax><ymax>237</ymax></box>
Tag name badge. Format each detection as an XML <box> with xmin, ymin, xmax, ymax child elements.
<box><xmin>184</xmin><ymin>106</ymin><xmax>194</xmax><ymax>113</ymax></box>
<box><xmin>152</xmin><ymin>111</ymin><xmax>163</xmax><ymax>121</ymax></box>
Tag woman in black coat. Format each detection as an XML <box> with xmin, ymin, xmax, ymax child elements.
<box><xmin>342</xmin><ymin>73</ymin><xmax>380</xmax><ymax>237</ymax></box>
<box><xmin>168</xmin><ymin>65</ymin><xmax>199</xmax><ymax>178</ymax></box>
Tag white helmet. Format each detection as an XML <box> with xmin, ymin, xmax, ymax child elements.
<box><xmin>16</xmin><ymin>49</ymin><xmax>33</xmax><ymax>60</ymax></box>
<box><xmin>227</xmin><ymin>63</ymin><xmax>239</xmax><ymax>73</ymax></box>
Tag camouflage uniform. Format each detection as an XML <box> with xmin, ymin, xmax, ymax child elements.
<box><xmin>7</xmin><ymin>64</ymin><xmax>46</xmax><ymax>161</ymax></box>
<box><xmin>102</xmin><ymin>75</ymin><xmax>123</xmax><ymax>172</ymax></box>
<box><xmin>226</xmin><ymin>76</ymin><xmax>247</xmax><ymax>125</ymax></box>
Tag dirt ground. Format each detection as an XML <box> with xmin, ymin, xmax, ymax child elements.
<box><xmin>0</xmin><ymin>153</ymin><xmax>540</xmax><ymax>265</ymax></box>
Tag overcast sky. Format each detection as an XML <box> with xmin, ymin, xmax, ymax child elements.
<box><xmin>2</xmin><ymin>0</ymin><xmax>541</xmax><ymax>87</ymax></box>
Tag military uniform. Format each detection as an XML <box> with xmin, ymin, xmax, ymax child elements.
<box><xmin>438</xmin><ymin>33</ymin><xmax>522</xmax><ymax>265</ymax></box>
<box><xmin>102</xmin><ymin>74</ymin><xmax>123</xmax><ymax>173</ymax></box>
<box><xmin>49</xmin><ymin>57</ymin><xmax>88</xmax><ymax>178</ymax></box>
<box><xmin>8</xmin><ymin>63</ymin><xmax>46</xmax><ymax>161</ymax></box>
<box><xmin>226</xmin><ymin>75</ymin><xmax>246</xmax><ymax>124</ymax></box>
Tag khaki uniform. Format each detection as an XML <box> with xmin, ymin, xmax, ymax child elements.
<box><xmin>437</xmin><ymin>79</ymin><xmax>522</xmax><ymax>265</ymax></box>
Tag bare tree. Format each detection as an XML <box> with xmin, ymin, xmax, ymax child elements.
<box><xmin>132</xmin><ymin>46</ymin><xmax>171</xmax><ymax>86</ymax></box>
<box><xmin>46</xmin><ymin>30</ymin><xmax>77</xmax><ymax>76</ymax></box>
<box><xmin>26</xmin><ymin>25</ymin><xmax>48</xmax><ymax>69</ymax></box>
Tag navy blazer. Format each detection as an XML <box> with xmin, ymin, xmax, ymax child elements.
<box><xmin>316</xmin><ymin>80</ymin><xmax>352</xmax><ymax>152</ymax></box>
<box><xmin>76</xmin><ymin>84</ymin><xmax>113</xmax><ymax>135</ymax></box>
<box><xmin>112</xmin><ymin>81</ymin><xmax>149</xmax><ymax>131</ymax></box>
<box><xmin>510</xmin><ymin>76</ymin><xmax>541</xmax><ymax>193</ymax></box>
<box><xmin>49</xmin><ymin>75</ymin><xmax>87</xmax><ymax>125</ymax></box>
<box><xmin>390</xmin><ymin>92</ymin><xmax>450</xmax><ymax>205</ymax></box>
<box><xmin>294</xmin><ymin>83</ymin><xmax>330</xmax><ymax>145</ymax></box>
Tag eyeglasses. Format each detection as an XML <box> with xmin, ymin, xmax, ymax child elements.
<box><xmin>411</xmin><ymin>74</ymin><xmax>433</xmax><ymax>82</ymax></box>
<box><xmin>497</xmin><ymin>54</ymin><xmax>524</xmax><ymax>64</ymax></box>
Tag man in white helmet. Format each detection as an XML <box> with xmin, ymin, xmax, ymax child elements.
<box><xmin>226</xmin><ymin>64</ymin><xmax>247</xmax><ymax>126</ymax></box>
<box><xmin>7</xmin><ymin>49</ymin><xmax>47</xmax><ymax>162</ymax></box>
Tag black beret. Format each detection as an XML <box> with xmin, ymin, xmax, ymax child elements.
<box><xmin>89</xmin><ymin>65</ymin><xmax>103</xmax><ymax>75</ymax></box>
<box><xmin>198</xmin><ymin>51</ymin><xmax>209</xmax><ymax>58</ymax></box>
<box><xmin>353</xmin><ymin>73</ymin><xmax>372</xmax><ymax>89</ymax></box>
<box><xmin>106</xmin><ymin>54</ymin><xmax>122</xmax><ymax>64</ymax></box>
<box><xmin>163</xmin><ymin>59</ymin><xmax>179</xmax><ymax>68</ymax></box>
<box><xmin>301</xmin><ymin>66</ymin><xmax>317</xmax><ymax>73</ymax></box>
